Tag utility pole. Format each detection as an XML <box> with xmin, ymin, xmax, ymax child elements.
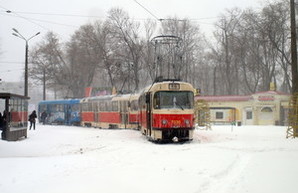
<box><xmin>290</xmin><ymin>0</ymin><xmax>298</xmax><ymax>94</ymax></box>
<box><xmin>43</xmin><ymin>67</ymin><xmax>46</xmax><ymax>100</ymax></box>
<box><xmin>287</xmin><ymin>0</ymin><xmax>298</xmax><ymax>138</ymax></box>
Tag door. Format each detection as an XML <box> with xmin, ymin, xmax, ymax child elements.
<box><xmin>120</xmin><ymin>101</ymin><xmax>128</xmax><ymax>129</ymax></box>
<box><xmin>146</xmin><ymin>93</ymin><xmax>152</xmax><ymax>136</ymax></box>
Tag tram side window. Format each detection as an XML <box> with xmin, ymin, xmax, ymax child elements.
<box><xmin>71</xmin><ymin>104</ymin><xmax>79</xmax><ymax>112</ymax></box>
<box><xmin>39</xmin><ymin>104</ymin><xmax>47</xmax><ymax>112</ymax></box>
<box><xmin>106</xmin><ymin>101</ymin><xmax>112</xmax><ymax>111</ymax></box>
<box><xmin>96</xmin><ymin>103</ymin><xmax>99</xmax><ymax>112</ymax></box>
<box><xmin>99</xmin><ymin>102</ymin><xmax>105</xmax><ymax>111</ymax></box>
<box><xmin>81</xmin><ymin>103</ymin><xmax>87</xmax><ymax>112</ymax></box>
<box><xmin>130</xmin><ymin>100</ymin><xmax>138</xmax><ymax>111</ymax></box>
<box><xmin>92</xmin><ymin>102</ymin><xmax>98</xmax><ymax>112</ymax></box>
<box><xmin>87</xmin><ymin>103</ymin><xmax>92</xmax><ymax>111</ymax></box>
<box><xmin>139</xmin><ymin>95</ymin><xmax>146</xmax><ymax>110</ymax></box>
<box><xmin>53</xmin><ymin>104</ymin><xmax>64</xmax><ymax>112</ymax></box>
<box><xmin>120</xmin><ymin>101</ymin><xmax>128</xmax><ymax>112</ymax></box>
<box><xmin>112</xmin><ymin>101</ymin><xmax>118</xmax><ymax>112</ymax></box>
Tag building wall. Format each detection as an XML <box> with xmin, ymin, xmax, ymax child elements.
<box><xmin>251</xmin><ymin>92</ymin><xmax>290</xmax><ymax>125</ymax></box>
<box><xmin>208</xmin><ymin>101</ymin><xmax>249</xmax><ymax>124</ymax></box>
<box><xmin>197</xmin><ymin>91</ymin><xmax>290</xmax><ymax>125</ymax></box>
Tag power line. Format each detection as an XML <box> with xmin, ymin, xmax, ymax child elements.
<box><xmin>19</xmin><ymin>16</ymin><xmax>79</xmax><ymax>28</ymax></box>
<box><xmin>6</xmin><ymin>11</ymin><xmax>105</xmax><ymax>19</ymax></box>
<box><xmin>133</xmin><ymin>0</ymin><xmax>160</xmax><ymax>21</ymax></box>
<box><xmin>1</xmin><ymin>7</ymin><xmax>218</xmax><ymax>26</ymax></box>
<box><xmin>132</xmin><ymin>0</ymin><xmax>220</xmax><ymax>24</ymax></box>
<box><xmin>0</xmin><ymin>5</ymin><xmax>49</xmax><ymax>30</ymax></box>
<box><xmin>1</xmin><ymin>12</ymin><xmax>79</xmax><ymax>28</ymax></box>
<box><xmin>0</xmin><ymin>15</ymin><xmax>79</xmax><ymax>32</ymax></box>
<box><xmin>1</xmin><ymin>9</ymin><xmax>219</xmax><ymax>21</ymax></box>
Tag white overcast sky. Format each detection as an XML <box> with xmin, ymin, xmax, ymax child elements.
<box><xmin>0</xmin><ymin>0</ymin><xmax>263</xmax><ymax>83</ymax></box>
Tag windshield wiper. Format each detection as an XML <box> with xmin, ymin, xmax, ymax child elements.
<box><xmin>175</xmin><ymin>101</ymin><xmax>184</xmax><ymax>110</ymax></box>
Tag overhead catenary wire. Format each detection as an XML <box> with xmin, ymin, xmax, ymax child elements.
<box><xmin>132</xmin><ymin>0</ymin><xmax>217</xmax><ymax>26</ymax></box>
<box><xmin>4</xmin><ymin>11</ymin><xmax>104</xmax><ymax>19</ymax></box>
<box><xmin>1</xmin><ymin>10</ymin><xmax>217</xmax><ymax>24</ymax></box>
<box><xmin>0</xmin><ymin>5</ymin><xmax>50</xmax><ymax>31</ymax></box>
<box><xmin>133</xmin><ymin>0</ymin><xmax>160</xmax><ymax>21</ymax></box>
<box><xmin>1</xmin><ymin>6</ymin><xmax>217</xmax><ymax>29</ymax></box>
<box><xmin>1</xmin><ymin>9</ymin><xmax>219</xmax><ymax>21</ymax></box>
<box><xmin>1</xmin><ymin>12</ymin><xmax>79</xmax><ymax>28</ymax></box>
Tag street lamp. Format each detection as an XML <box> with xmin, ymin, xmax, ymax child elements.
<box><xmin>12</xmin><ymin>28</ymin><xmax>40</xmax><ymax>97</ymax></box>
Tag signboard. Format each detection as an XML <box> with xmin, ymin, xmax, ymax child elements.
<box><xmin>258</xmin><ymin>96</ymin><xmax>275</xmax><ymax>101</ymax></box>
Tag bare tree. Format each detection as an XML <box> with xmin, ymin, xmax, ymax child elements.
<box><xmin>210</xmin><ymin>1</ymin><xmax>291</xmax><ymax>95</ymax></box>
<box><xmin>143</xmin><ymin>19</ymin><xmax>157</xmax><ymax>82</ymax></box>
<box><xmin>159</xmin><ymin>17</ymin><xmax>206</xmax><ymax>88</ymax></box>
<box><xmin>92</xmin><ymin>21</ymin><xmax>117</xmax><ymax>90</ymax></box>
<box><xmin>262</xmin><ymin>0</ymin><xmax>291</xmax><ymax>92</ymax></box>
<box><xmin>213</xmin><ymin>8</ymin><xmax>243</xmax><ymax>95</ymax></box>
<box><xmin>106</xmin><ymin>8</ymin><xmax>143</xmax><ymax>92</ymax></box>
<box><xmin>61</xmin><ymin>24</ymin><xmax>101</xmax><ymax>97</ymax></box>
<box><xmin>30</xmin><ymin>32</ymin><xmax>65</xmax><ymax>99</ymax></box>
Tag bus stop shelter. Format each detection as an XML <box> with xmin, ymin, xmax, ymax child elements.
<box><xmin>0</xmin><ymin>93</ymin><xmax>30</xmax><ymax>141</ymax></box>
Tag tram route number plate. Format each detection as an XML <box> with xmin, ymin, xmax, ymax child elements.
<box><xmin>169</xmin><ymin>83</ymin><xmax>180</xmax><ymax>90</ymax></box>
<box><xmin>172</xmin><ymin>120</ymin><xmax>181</xmax><ymax>125</ymax></box>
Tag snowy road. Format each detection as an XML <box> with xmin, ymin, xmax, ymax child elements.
<box><xmin>0</xmin><ymin>125</ymin><xmax>297</xmax><ymax>193</ymax></box>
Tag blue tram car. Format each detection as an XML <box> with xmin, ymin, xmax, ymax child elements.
<box><xmin>38</xmin><ymin>99</ymin><xmax>80</xmax><ymax>125</ymax></box>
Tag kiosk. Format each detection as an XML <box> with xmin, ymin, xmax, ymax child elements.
<box><xmin>0</xmin><ymin>93</ymin><xmax>29</xmax><ymax>141</ymax></box>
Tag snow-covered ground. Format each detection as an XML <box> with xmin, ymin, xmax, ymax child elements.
<box><xmin>0</xmin><ymin>124</ymin><xmax>297</xmax><ymax>193</ymax></box>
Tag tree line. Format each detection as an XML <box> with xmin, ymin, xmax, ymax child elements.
<box><xmin>29</xmin><ymin>0</ymin><xmax>293</xmax><ymax>98</ymax></box>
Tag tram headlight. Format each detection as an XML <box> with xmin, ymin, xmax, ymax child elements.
<box><xmin>162</xmin><ymin>119</ymin><xmax>168</xmax><ymax>125</ymax></box>
<box><xmin>184</xmin><ymin>119</ymin><xmax>190</xmax><ymax>125</ymax></box>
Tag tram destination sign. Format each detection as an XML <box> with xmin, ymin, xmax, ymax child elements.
<box><xmin>169</xmin><ymin>83</ymin><xmax>180</xmax><ymax>90</ymax></box>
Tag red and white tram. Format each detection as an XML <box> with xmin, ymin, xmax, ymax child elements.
<box><xmin>139</xmin><ymin>80</ymin><xmax>195</xmax><ymax>142</ymax></box>
<box><xmin>80</xmin><ymin>94</ymin><xmax>138</xmax><ymax>129</ymax></box>
<box><xmin>80</xmin><ymin>80</ymin><xmax>195</xmax><ymax>142</ymax></box>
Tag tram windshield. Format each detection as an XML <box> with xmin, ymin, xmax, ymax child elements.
<box><xmin>153</xmin><ymin>91</ymin><xmax>194</xmax><ymax>110</ymax></box>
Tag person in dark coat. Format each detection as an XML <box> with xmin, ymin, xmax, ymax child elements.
<box><xmin>0</xmin><ymin>112</ymin><xmax>3</xmax><ymax>130</ymax></box>
<box><xmin>1</xmin><ymin>111</ymin><xmax>7</xmax><ymax>139</ymax></box>
<box><xmin>29</xmin><ymin>110</ymin><xmax>37</xmax><ymax>130</ymax></box>
<box><xmin>0</xmin><ymin>112</ymin><xmax>4</xmax><ymax>138</ymax></box>
<box><xmin>40</xmin><ymin>111</ymin><xmax>47</xmax><ymax>125</ymax></box>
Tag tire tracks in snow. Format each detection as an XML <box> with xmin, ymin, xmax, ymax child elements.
<box><xmin>195</xmin><ymin>152</ymin><xmax>252</xmax><ymax>193</ymax></box>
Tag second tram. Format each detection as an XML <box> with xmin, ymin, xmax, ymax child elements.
<box><xmin>38</xmin><ymin>99</ymin><xmax>81</xmax><ymax>125</ymax></box>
